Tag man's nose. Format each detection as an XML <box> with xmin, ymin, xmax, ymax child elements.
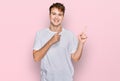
<box><xmin>55</xmin><ymin>14</ymin><xmax>59</xmax><ymax>19</ymax></box>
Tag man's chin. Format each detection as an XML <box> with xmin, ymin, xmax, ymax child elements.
<box><xmin>51</xmin><ymin>22</ymin><xmax>61</xmax><ymax>27</ymax></box>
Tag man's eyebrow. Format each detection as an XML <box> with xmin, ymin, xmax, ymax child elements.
<box><xmin>51</xmin><ymin>12</ymin><xmax>56</xmax><ymax>13</ymax></box>
<box><xmin>51</xmin><ymin>12</ymin><xmax>63</xmax><ymax>15</ymax></box>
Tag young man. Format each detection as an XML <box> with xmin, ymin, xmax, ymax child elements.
<box><xmin>33</xmin><ymin>2</ymin><xmax>87</xmax><ymax>81</ymax></box>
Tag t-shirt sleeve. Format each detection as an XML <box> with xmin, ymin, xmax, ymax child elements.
<box><xmin>69</xmin><ymin>33</ymin><xmax>78</xmax><ymax>54</ymax></box>
<box><xmin>33</xmin><ymin>32</ymin><xmax>42</xmax><ymax>50</ymax></box>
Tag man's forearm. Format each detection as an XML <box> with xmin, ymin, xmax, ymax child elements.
<box><xmin>33</xmin><ymin>40</ymin><xmax>52</xmax><ymax>62</ymax></box>
<box><xmin>72</xmin><ymin>41</ymin><xmax>84</xmax><ymax>62</ymax></box>
<box><xmin>33</xmin><ymin>32</ymin><xmax>60</xmax><ymax>62</ymax></box>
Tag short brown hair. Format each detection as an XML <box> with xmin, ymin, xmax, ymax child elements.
<box><xmin>49</xmin><ymin>2</ymin><xmax>65</xmax><ymax>15</ymax></box>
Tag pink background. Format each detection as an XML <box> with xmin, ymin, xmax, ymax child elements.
<box><xmin>0</xmin><ymin>0</ymin><xmax>120</xmax><ymax>81</ymax></box>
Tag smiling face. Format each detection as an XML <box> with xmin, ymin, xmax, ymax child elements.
<box><xmin>49</xmin><ymin>7</ymin><xmax>64</xmax><ymax>27</ymax></box>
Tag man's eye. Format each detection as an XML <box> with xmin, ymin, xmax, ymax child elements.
<box><xmin>52</xmin><ymin>13</ymin><xmax>56</xmax><ymax>15</ymax></box>
<box><xmin>59</xmin><ymin>14</ymin><xmax>63</xmax><ymax>16</ymax></box>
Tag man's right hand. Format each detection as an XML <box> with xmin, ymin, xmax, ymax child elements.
<box><xmin>49</xmin><ymin>32</ymin><xmax>61</xmax><ymax>45</ymax></box>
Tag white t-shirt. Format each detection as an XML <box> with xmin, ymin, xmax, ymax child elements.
<box><xmin>33</xmin><ymin>28</ymin><xmax>78</xmax><ymax>81</ymax></box>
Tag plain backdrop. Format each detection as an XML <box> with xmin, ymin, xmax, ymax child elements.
<box><xmin>0</xmin><ymin>0</ymin><xmax>120</xmax><ymax>81</ymax></box>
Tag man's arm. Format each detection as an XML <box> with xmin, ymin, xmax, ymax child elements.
<box><xmin>71</xmin><ymin>33</ymin><xmax>87</xmax><ymax>62</ymax></box>
<box><xmin>71</xmin><ymin>41</ymin><xmax>84</xmax><ymax>62</ymax></box>
<box><xmin>33</xmin><ymin>33</ymin><xmax>60</xmax><ymax>62</ymax></box>
<box><xmin>33</xmin><ymin>40</ymin><xmax>52</xmax><ymax>62</ymax></box>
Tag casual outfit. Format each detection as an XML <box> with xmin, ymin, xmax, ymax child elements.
<box><xmin>33</xmin><ymin>27</ymin><xmax>78</xmax><ymax>81</ymax></box>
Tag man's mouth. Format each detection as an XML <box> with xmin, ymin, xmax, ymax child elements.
<box><xmin>54</xmin><ymin>19</ymin><xmax>59</xmax><ymax>23</ymax></box>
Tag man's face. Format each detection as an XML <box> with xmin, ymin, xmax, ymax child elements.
<box><xmin>50</xmin><ymin>7</ymin><xmax>64</xmax><ymax>27</ymax></box>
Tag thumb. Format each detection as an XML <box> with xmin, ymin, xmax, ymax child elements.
<box><xmin>80</xmin><ymin>32</ymin><xmax>84</xmax><ymax>36</ymax></box>
<box><xmin>56</xmin><ymin>32</ymin><xmax>61</xmax><ymax>35</ymax></box>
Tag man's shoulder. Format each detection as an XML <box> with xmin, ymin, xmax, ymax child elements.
<box><xmin>63</xmin><ymin>28</ymin><xmax>77</xmax><ymax>39</ymax></box>
<box><xmin>63</xmin><ymin>28</ymin><xmax>74</xmax><ymax>35</ymax></box>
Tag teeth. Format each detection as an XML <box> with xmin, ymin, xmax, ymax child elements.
<box><xmin>54</xmin><ymin>20</ymin><xmax>59</xmax><ymax>22</ymax></box>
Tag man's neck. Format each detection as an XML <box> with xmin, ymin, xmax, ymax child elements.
<box><xmin>49</xmin><ymin>25</ymin><xmax>62</xmax><ymax>33</ymax></box>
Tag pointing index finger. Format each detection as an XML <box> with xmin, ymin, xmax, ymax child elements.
<box><xmin>82</xmin><ymin>26</ymin><xmax>87</xmax><ymax>34</ymax></box>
